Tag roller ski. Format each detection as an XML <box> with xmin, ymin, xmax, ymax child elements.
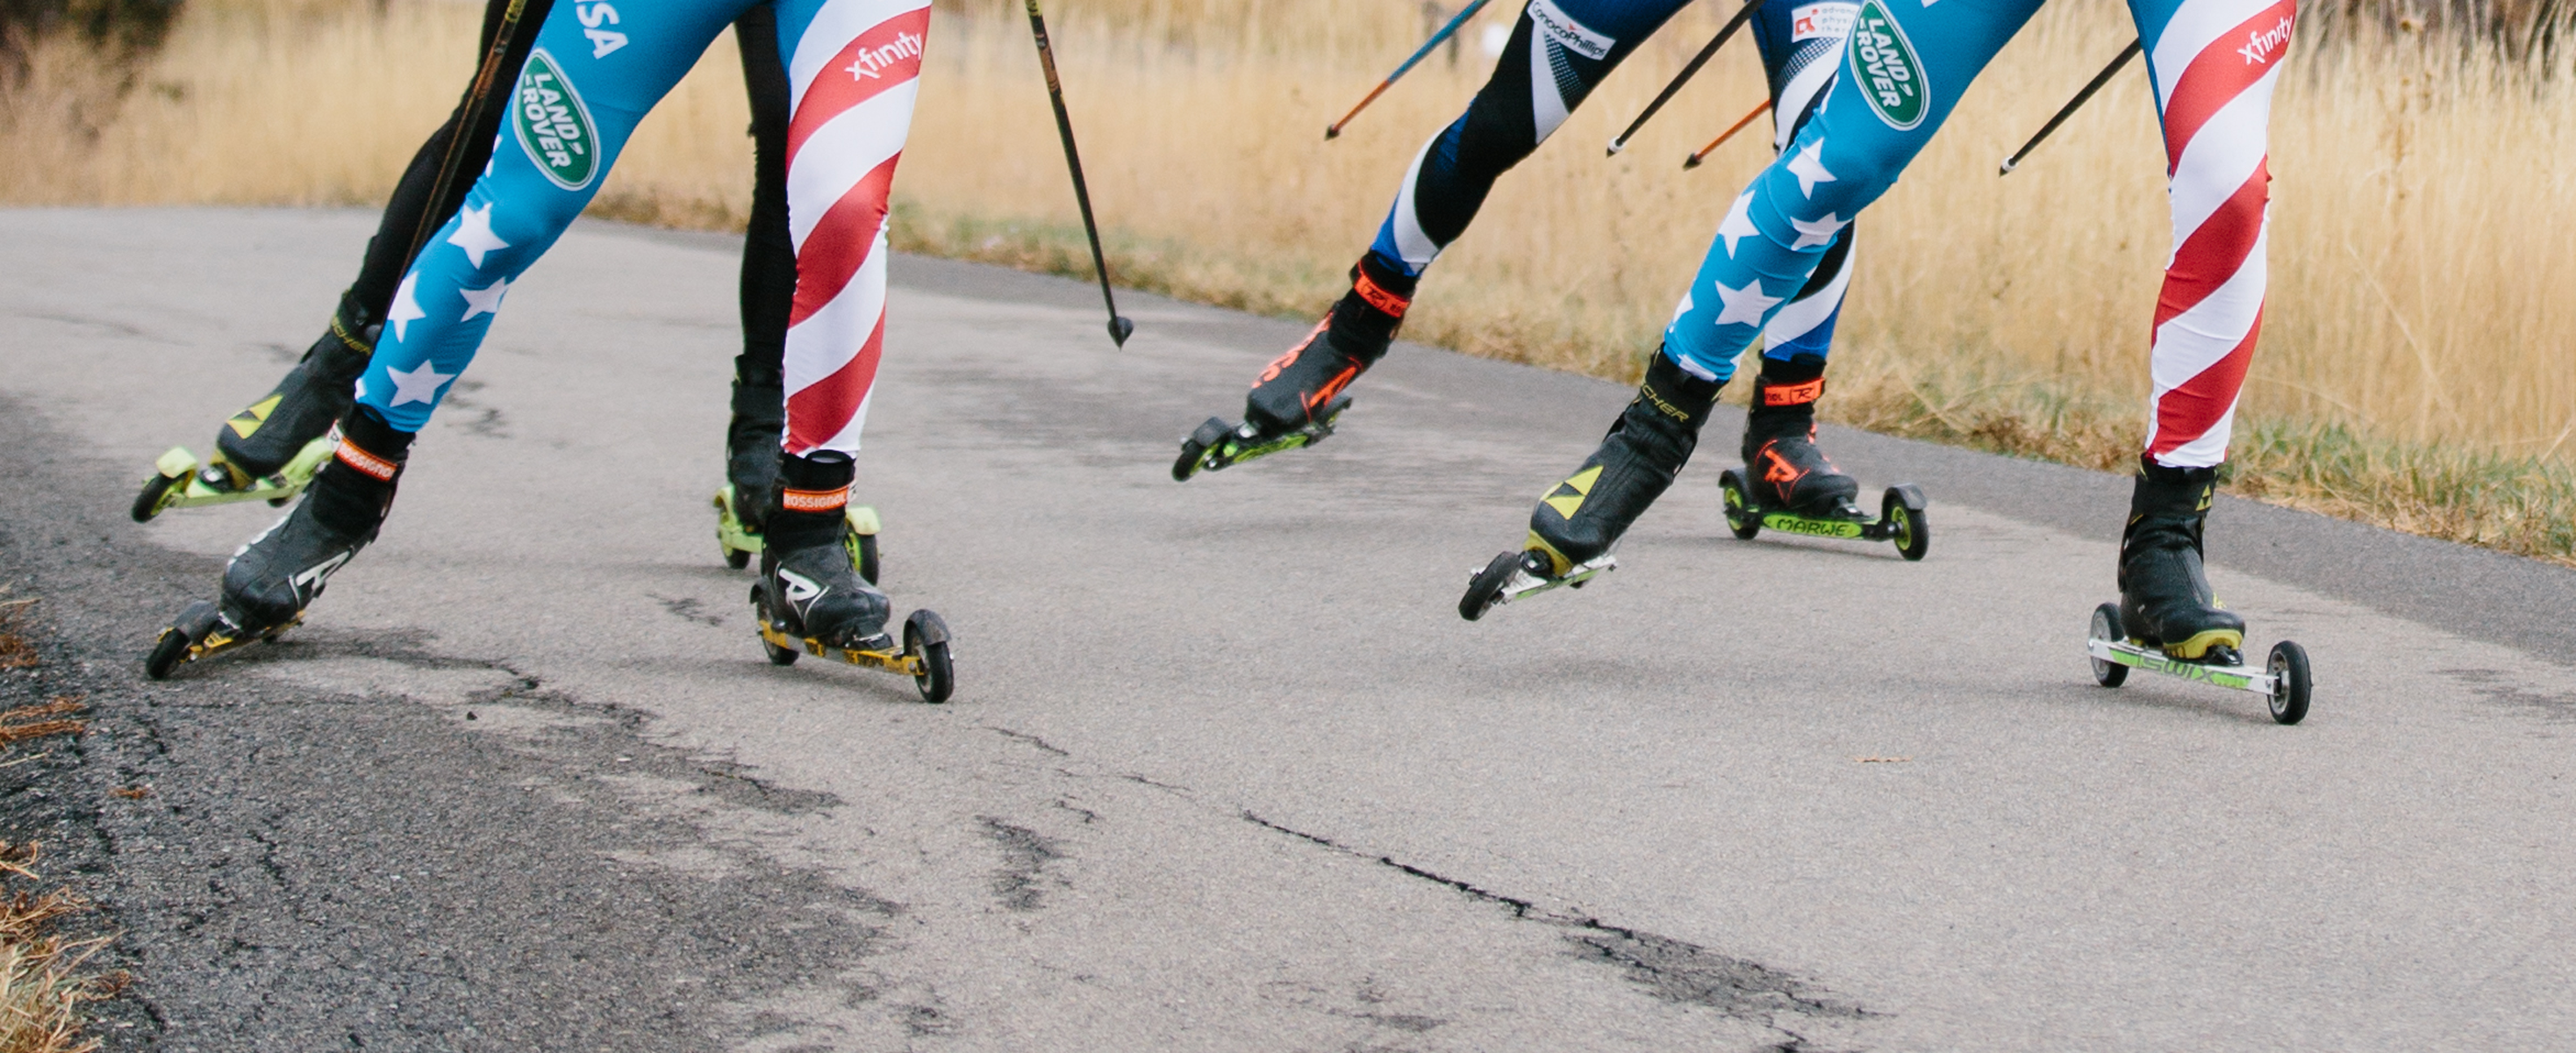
<box><xmin>1714</xmin><ymin>355</ymin><xmax>1928</xmax><ymax>560</ymax></box>
<box><xmin>131</xmin><ymin>292</ymin><xmax>380</xmax><ymax>523</ymax></box>
<box><xmin>147</xmin><ymin>409</ymin><xmax>410</xmax><ymax>679</ymax></box>
<box><xmin>1461</xmin><ymin>348</ymin><xmax>1717</xmax><ymax>621</ymax></box>
<box><xmin>711</xmin><ymin>375</ymin><xmax>884</xmax><ymax>574</ymax></box>
<box><xmin>1174</xmin><ymin>258</ymin><xmax>1408</xmax><ymax>482</ymax></box>
<box><xmin>2084</xmin><ymin>460</ymin><xmax>2310</xmax><ymax>724</ymax></box>
<box><xmin>748</xmin><ymin>451</ymin><xmax>953</xmax><ymax>703</ymax></box>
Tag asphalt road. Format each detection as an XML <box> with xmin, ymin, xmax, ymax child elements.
<box><xmin>4</xmin><ymin>208</ymin><xmax>2572</xmax><ymax>1051</ymax></box>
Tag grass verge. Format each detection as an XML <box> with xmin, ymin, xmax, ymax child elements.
<box><xmin>0</xmin><ymin>598</ymin><xmax>125</xmax><ymax>1053</ymax></box>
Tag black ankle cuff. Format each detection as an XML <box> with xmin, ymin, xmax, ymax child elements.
<box><xmin>2130</xmin><ymin>455</ymin><xmax>2218</xmax><ymax>520</ymax></box>
<box><xmin>1641</xmin><ymin>348</ymin><xmax>1724</xmax><ymax>423</ymax></box>
<box><xmin>1353</xmin><ymin>253</ymin><xmax>1418</xmax><ymax>302</ymax></box>
<box><xmin>339</xmin><ymin>405</ymin><xmax>415</xmax><ymax>462</ymax></box>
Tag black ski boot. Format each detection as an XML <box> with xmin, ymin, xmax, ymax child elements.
<box><xmin>753</xmin><ymin>451</ymin><xmax>891</xmax><ymax>651</ymax></box>
<box><xmin>714</xmin><ymin>371</ymin><xmax>786</xmax><ymax>568</ymax></box>
<box><xmin>1739</xmin><ymin>354</ymin><xmax>1861</xmax><ymax>518</ymax></box>
<box><xmin>1175</xmin><ymin>256</ymin><xmax>1412</xmax><ymax>479</ymax></box>
<box><xmin>147</xmin><ymin>408</ymin><xmax>411</xmax><ymax>678</ymax></box>
<box><xmin>216</xmin><ymin>290</ymin><xmax>382</xmax><ymax>482</ymax></box>
<box><xmin>2116</xmin><ymin>458</ymin><xmax>2244</xmax><ymax>662</ymax></box>
<box><xmin>1461</xmin><ymin>349</ymin><xmax>1722</xmax><ymax>620</ymax></box>
<box><xmin>133</xmin><ymin>292</ymin><xmax>381</xmax><ymax>523</ymax></box>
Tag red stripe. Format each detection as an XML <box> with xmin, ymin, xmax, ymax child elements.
<box><xmin>786</xmin><ymin>6</ymin><xmax>930</xmax><ymax>168</ymax></box>
<box><xmin>2152</xmin><ymin>159</ymin><xmax>2269</xmax><ymax>330</ymax></box>
<box><xmin>787</xmin><ymin>312</ymin><xmax>887</xmax><ymax>453</ymax></box>
<box><xmin>2150</xmin><ymin>306</ymin><xmax>2263</xmax><ymax>461</ymax></box>
<box><xmin>2161</xmin><ymin>0</ymin><xmax>2296</xmax><ymax>173</ymax></box>
<box><xmin>788</xmin><ymin>153</ymin><xmax>900</xmax><ymax>328</ymax></box>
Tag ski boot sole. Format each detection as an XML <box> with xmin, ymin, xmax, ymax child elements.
<box><xmin>144</xmin><ymin>599</ymin><xmax>301</xmax><ymax>680</ymax></box>
<box><xmin>131</xmin><ymin>439</ymin><xmax>336</xmax><ymax>523</ymax></box>
<box><xmin>751</xmin><ymin>588</ymin><xmax>953</xmax><ymax>704</ymax></box>
<box><xmin>714</xmin><ymin>485</ymin><xmax>881</xmax><ymax>580</ymax></box>
<box><xmin>1171</xmin><ymin>396</ymin><xmax>1354</xmax><ymax>481</ymax></box>
<box><xmin>1719</xmin><ymin>471</ymin><xmax>1928</xmax><ymax>561</ymax></box>
<box><xmin>1458</xmin><ymin>550</ymin><xmax>1617</xmax><ymax>621</ymax></box>
<box><xmin>2086</xmin><ymin>602</ymin><xmax>2309</xmax><ymax>724</ymax></box>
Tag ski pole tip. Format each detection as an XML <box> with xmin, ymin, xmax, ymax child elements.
<box><xmin>1683</xmin><ymin>154</ymin><xmax>1704</xmax><ymax>169</ymax></box>
<box><xmin>1107</xmin><ymin>316</ymin><xmax>1134</xmax><ymax>346</ymax></box>
<box><xmin>1998</xmin><ymin>156</ymin><xmax>2018</xmax><ymax>176</ymax></box>
<box><xmin>1605</xmin><ymin>138</ymin><xmax>1626</xmax><ymax>157</ymax></box>
<box><xmin>1324</xmin><ymin>125</ymin><xmax>1342</xmax><ymax>140</ymax></box>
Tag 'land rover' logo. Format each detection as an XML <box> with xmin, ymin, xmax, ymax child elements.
<box><xmin>1849</xmin><ymin>0</ymin><xmax>1927</xmax><ymax>131</ymax></box>
<box><xmin>513</xmin><ymin>49</ymin><xmax>598</xmax><ymax>190</ymax></box>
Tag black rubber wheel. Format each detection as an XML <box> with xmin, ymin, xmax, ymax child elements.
<box><xmin>1459</xmin><ymin>551</ymin><xmax>1520</xmax><ymax>622</ymax></box>
<box><xmin>855</xmin><ymin>533</ymin><xmax>880</xmax><ymax>586</ymax></box>
<box><xmin>145</xmin><ymin>627</ymin><xmax>190</xmax><ymax>680</ymax></box>
<box><xmin>751</xmin><ymin>585</ymin><xmax>798</xmax><ymax>666</ymax></box>
<box><xmin>905</xmin><ymin>609</ymin><xmax>954</xmax><ymax>704</ymax></box>
<box><xmin>1719</xmin><ymin>469</ymin><xmax>1759</xmax><ymax>540</ymax></box>
<box><xmin>2089</xmin><ymin>602</ymin><xmax>2129</xmax><ymax>688</ymax></box>
<box><xmin>723</xmin><ymin>546</ymin><xmax>752</xmax><ymax>570</ymax></box>
<box><xmin>267</xmin><ymin>495</ymin><xmax>292</xmax><ymax>508</ymax></box>
<box><xmin>145</xmin><ymin>600</ymin><xmax>219</xmax><ymax>680</ymax></box>
<box><xmin>131</xmin><ymin>473</ymin><xmax>180</xmax><ymax>523</ymax></box>
<box><xmin>1173</xmin><ymin>418</ymin><xmax>1231</xmax><ymax>482</ymax></box>
<box><xmin>1886</xmin><ymin>487</ymin><xmax>1930</xmax><ymax>562</ymax></box>
<box><xmin>2267</xmin><ymin>640</ymin><xmax>2310</xmax><ymax>725</ymax></box>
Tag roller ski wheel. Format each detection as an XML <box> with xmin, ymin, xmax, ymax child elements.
<box><xmin>2085</xmin><ymin>601</ymin><xmax>2310</xmax><ymax>724</ymax></box>
<box><xmin>1715</xmin><ymin>469</ymin><xmax>1928</xmax><ymax>561</ymax></box>
<box><xmin>144</xmin><ymin>599</ymin><xmax>298</xmax><ymax>679</ymax></box>
<box><xmin>1458</xmin><ymin>550</ymin><xmax>1617</xmax><ymax>621</ymax></box>
<box><xmin>1171</xmin><ymin>395</ymin><xmax>1353</xmax><ymax>482</ymax></box>
<box><xmin>713</xmin><ymin>486</ymin><xmax>879</xmax><ymax>583</ymax></box>
<box><xmin>750</xmin><ymin>584</ymin><xmax>954</xmax><ymax>703</ymax></box>
<box><xmin>130</xmin><ymin>439</ymin><xmax>335</xmax><ymax>523</ymax></box>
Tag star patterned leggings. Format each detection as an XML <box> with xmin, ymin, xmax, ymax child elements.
<box><xmin>1659</xmin><ymin>0</ymin><xmax>2293</xmax><ymax>468</ymax></box>
<box><xmin>1366</xmin><ymin>0</ymin><xmax>1862</xmax><ymax>362</ymax></box>
<box><xmin>354</xmin><ymin>0</ymin><xmax>928</xmax><ymax>455</ymax></box>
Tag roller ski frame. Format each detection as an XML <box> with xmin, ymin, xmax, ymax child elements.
<box><xmin>1457</xmin><ymin>550</ymin><xmax>1617</xmax><ymax>621</ymax></box>
<box><xmin>1718</xmin><ymin>471</ymin><xmax>1929</xmax><ymax>562</ymax></box>
<box><xmin>144</xmin><ymin>600</ymin><xmax>301</xmax><ymax>680</ymax></box>
<box><xmin>1171</xmin><ymin>396</ymin><xmax>1353</xmax><ymax>482</ymax></box>
<box><xmin>130</xmin><ymin>439</ymin><xmax>336</xmax><ymax>523</ymax></box>
<box><xmin>2086</xmin><ymin>602</ymin><xmax>2310</xmax><ymax>725</ymax></box>
<box><xmin>713</xmin><ymin>485</ymin><xmax>883</xmax><ymax>577</ymax></box>
<box><xmin>751</xmin><ymin>594</ymin><xmax>955</xmax><ymax>704</ymax></box>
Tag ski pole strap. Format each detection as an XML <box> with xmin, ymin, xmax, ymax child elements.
<box><xmin>782</xmin><ymin>486</ymin><xmax>850</xmax><ymax>513</ymax></box>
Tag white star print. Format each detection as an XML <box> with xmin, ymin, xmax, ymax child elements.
<box><xmin>384</xmin><ymin>360</ymin><xmax>454</xmax><ymax>407</ymax></box>
<box><xmin>1789</xmin><ymin>211</ymin><xmax>1850</xmax><ymax>250</ymax></box>
<box><xmin>389</xmin><ymin>273</ymin><xmax>426</xmax><ymax>342</ymax></box>
<box><xmin>1787</xmin><ymin>140</ymin><xmax>1837</xmax><ymax>198</ymax></box>
<box><xmin>1717</xmin><ymin>191</ymin><xmax>1760</xmax><ymax>258</ymax></box>
<box><xmin>459</xmin><ymin>277</ymin><xmax>511</xmax><ymax>321</ymax></box>
<box><xmin>447</xmin><ymin>203</ymin><xmax>510</xmax><ymax>269</ymax></box>
<box><xmin>1711</xmin><ymin>277</ymin><xmax>1782</xmax><ymax>327</ymax></box>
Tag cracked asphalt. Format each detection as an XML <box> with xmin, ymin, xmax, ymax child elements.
<box><xmin>3</xmin><ymin>208</ymin><xmax>2574</xmax><ymax>1050</ymax></box>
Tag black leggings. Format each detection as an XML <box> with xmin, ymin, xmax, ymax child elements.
<box><xmin>341</xmin><ymin>0</ymin><xmax>793</xmax><ymax>383</ymax></box>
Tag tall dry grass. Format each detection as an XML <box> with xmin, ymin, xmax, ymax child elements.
<box><xmin>4</xmin><ymin>0</ymin><xmax>2573</xmax><ymax>558</ymax></box>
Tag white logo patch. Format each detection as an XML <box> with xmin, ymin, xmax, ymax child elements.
<box><xmin>1527</xmin><ymin>0</ymin><xmax>1614</xmax><ymax>61</ymax></box>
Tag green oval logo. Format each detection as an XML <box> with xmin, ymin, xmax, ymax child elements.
<box><xmin>1848</xmin><ymin>0</ymin><xmax>1928</xmax><ymax>131</ymax></box>
<box><xmin>512</xmin><ymin>48</ymin><xmax>599</xmax><ymax>191</ymax></box>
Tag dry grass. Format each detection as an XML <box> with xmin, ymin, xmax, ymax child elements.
<box><xmin>0</xmin><ymin>600</ymin><xmax>39</xmax><ymax>672</ymax></box>
<box><xmin>5</xmin><ymin>0</ymin><xmax>2574</xmax><ymax>560</ymax></box>
<box><xmin>0</xmin><ymin>838</ymin><xmax>120</xmax><ymax>1053</ymax></box>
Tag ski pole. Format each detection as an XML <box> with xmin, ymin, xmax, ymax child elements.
<box><xmin>2000</xmin><ymin>39</ymin><xmax>2142</xmax><ymax>176</ymax></box>
<box><xmin>405</xmin><ymin>0</ymin><xmax>532</xmax><ymax>266</ymax></box>
<box><xmin>1024</xmin><ymin>0</ymin><xmax>1134</xmax><ymax>346</ymax></box>
<box><xmin>1682</xmin><ymin>97</ymin><xmax>1771</xmax><ymax>169</ymax></box>
<box><xmin>1326</xmin><ymin>0</ymin><xmax>1494</xmax><ymax>140</ymax></box>
<box><xmin>1606</xmin><ymin>0</ymin><xmax>1764</xmax><ymax>157</ymax></box>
